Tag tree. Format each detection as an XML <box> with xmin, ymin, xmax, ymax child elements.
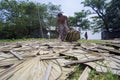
<box><xmin>47</xmin><ymin>3</ymin><xmax>61</xmax><ymax>26</ymax></box>
<box><xmin>82</xmin><ymin>0</ymin><xmax>120</xmax><ymax>39</ymax></box>
<box><xmin>68</xmin><ymin>16</ymin><xmax>76</xmax><ymax>27</ymax></box>
<box><xmin>68</xmin><ymin>10</ymin><xmax>90</xmax><ymax>30</ymax></box>
<box><xmin>82</xmin><ymin>0</ymin><xmax>110</xmax><ymax>31</ymax></box>
<box><xmin>106</xmin><ymin>0</ymin><xmax>120</xmax><ymax>31</ymax></box>
<box><xmin>0</xmin><ymin>0</ymin><xmax>39</xmax><ymax>38</ymax></box>
<box><xmin>37</xmin><ymin>4</ymin><xmax>46</xmax><ymax>38</ymax></box>
<box><xmin>0</xmin><ymin>0</ymin><xmax>62</xmax><ymax>39</ymax></box>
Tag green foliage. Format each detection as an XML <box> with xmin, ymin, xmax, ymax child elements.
<box><xmin>90</xmin><ymin>16</ymin><xmax>103</xmax><ymax>33</ymax></box>
<box><xmin>0</xmin><ymin>0</ymin><xmax>61</xmax><ymax>39</ymax></box>
<box><xmin>79</xmin><ymin>39</ymin><xmax>106</xmax><ymax>44</ymax></box>
<box><xmin>46</xmin><ymin>2</ymin><xmax>61</xmax><ymax>27</ymax></box>
<box><xmin>68</xmin><ymin>10</ymin><xmax>91</xmax><ymax>30</ymax></box>
<box><xmin>106</xmin><ymin>0</ymin><xmax>120</xmax><ymax>30</ymax></box>
<box><xmin>82</xmin><ymin>0</ymin><xmax>120</xmax><ymax>33</ymax></box>
<box><xmin>67</xmin><ymin>65</ymin><xmax>83</xmax><ymax>80</ymax></box>
<box><xmin>0</xmin><ymin>26</ymin><xmax>14</xmax><ymax>39</ymax></box>
<box><xmin>82</xmin><ymin>0</ymin><xmax>110</xmax><ymax>32</ymax></box>
<box><xmin>88</xmin><ymin>69</ymin><xmax>118</xmax><ymax>80</ymax></box>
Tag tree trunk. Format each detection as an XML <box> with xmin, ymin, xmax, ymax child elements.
<box><xmin>37</xmin><ymin>4</ymin><xmax>44</xmax><ymax>38</ymax></box>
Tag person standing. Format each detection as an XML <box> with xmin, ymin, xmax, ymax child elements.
<box><xmin>47</xmin><ymin>32</ymin><xmax>50</xmax><ymax>39</ymax></box>
<box><xmin>57</xmin><ymin>13</ymin><xmax>69</xmax><ymax>41</ymax></box>
<box><xmin>84</xmin><ymin>32</ymin><xmax>88</xmax><ymax>40</ymax></box>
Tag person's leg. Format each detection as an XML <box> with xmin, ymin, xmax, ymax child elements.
<box><xmin>62</xmin><ymin>25</ymin><xmax>67</xmax><ymax>41</ymax></box>
<box><xmin>59</xmin><ymin>25</ymin><xmax>68</xmax><ymax>41</ymax></box>
<box><xmin>59</xmin><ymin>26</ymin><xmax>63</xmax><ymax>41</ymax></box>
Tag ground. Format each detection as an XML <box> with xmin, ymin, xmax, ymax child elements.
<box><xmin>0</xmin><ymin>39</ymin><xmax>119</xmax><ymax>80</ymax></box>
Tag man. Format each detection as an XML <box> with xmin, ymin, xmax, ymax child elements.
<box><xmin>57</xmin><ymin>13</ymin><xmax>69</xmax><ymax>41</ymax></box>
<box><xmin>84</xmin><ymin>32</ymin><xmax>88</xmax><ymax>40</ymax></box>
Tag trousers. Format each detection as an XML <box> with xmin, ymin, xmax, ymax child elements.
<box><xmin>59</xmin><ymin>24</ymin><xmax>68</xmax><ymax>41</ymax></box>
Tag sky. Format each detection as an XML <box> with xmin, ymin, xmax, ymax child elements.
<box><xmin>30</xmin><ymin>0</ymin><xmax>101</xmax><ymax>39</ymax></box>
<box><xmin>31</xmin><ymin>0</ymin><xmax>85</xmax><ymax>16</ymax></box>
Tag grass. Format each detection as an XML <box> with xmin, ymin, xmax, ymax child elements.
<box><xmin>67</xmin><ymin>64</ymin><xmax>84</xmax><ymax>80</ymax></box>
<box><xmin>0</xmin><ymin>38</ymin><xmax>106</xmax><ymax>44</ymax></box>
<box><xmin>0</xmin><ymin>38</ymin><xmax>54</xmax><ymax>43</ymax></box>
<box><xmin>0</xmin><ymin>38</ymin><xmax>31</xmax><ymax>43</ymax></box>
<box><xmin>88</xmin><ymin>69</ymin><xmax>119</xmax><ymax>80</ymax></box>
<box><xmin>78</xmin><ymin>39</ymin><xmax>106</xmax><ymax>44</ymax></box>
<box><xmin>67</xmin><ymin>65</ymin><xmax>119</xmax><ymax>80</ymax></box>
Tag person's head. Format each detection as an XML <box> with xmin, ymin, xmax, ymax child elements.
<box><xmin>57</xmin><ymin>13</ymin><xmax>63</xmax><ymax>17</ymax></box>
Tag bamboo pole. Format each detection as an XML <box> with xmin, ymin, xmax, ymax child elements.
<box><xmin>37</xmin><ymin>3</ymin><xmax>44</xmax><ymax>38</ymax></box>
<box><xmin>78</xmin><ymin>66</ymin><xmax>91</xmax><ymax>80</ymax></box>
<box><xmin>97</xmin><ymin>46</ymin><xmax>120</xmax><ymax>54</ymax></box>
<box><xmin>43</xmin><ymin>62</ymin><xmax>52</xmax><ymax>80</ymax></box>
<box><xmin>9</xmin><ymin>50</ymin><xmax>23</xmax><ymax>60</ymax></box>
<box><xmin>64</xmin><ymin>57</ymin><xmax>104</xmax><ymax>66</ymax></box>
<box><xmin>41</xmin><ymin>56</ymin><xmax>66</xmax><ymax>60</ymax></box>
<box><xmin>0</xmin><ymin>61</ymin><xmax>23</xmax><ymax>79</ymax></box>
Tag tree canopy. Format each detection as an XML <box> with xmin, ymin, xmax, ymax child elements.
<box><xmin>82</xmin><ymin>0</ymin><xmax>120</xmax><ymax>32</ymax></box>
<box><xmin>80</xmin><ymin>0</ymin><xmax>120</xmax><ymax>39</ymax></box>
<box><xmin>68</xmin><ymin>10</ymin><xmax>91</xmax><ymax>30</ymax></box>
<box><xmin>106</xmin><ymin>0</ymin><xmax>120</xmax><ymax>31</ymax></box>
<box><xmin>0</xmin><ymin>0</ymin><xmax>61</xmax><ymax>39</ymax></box>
